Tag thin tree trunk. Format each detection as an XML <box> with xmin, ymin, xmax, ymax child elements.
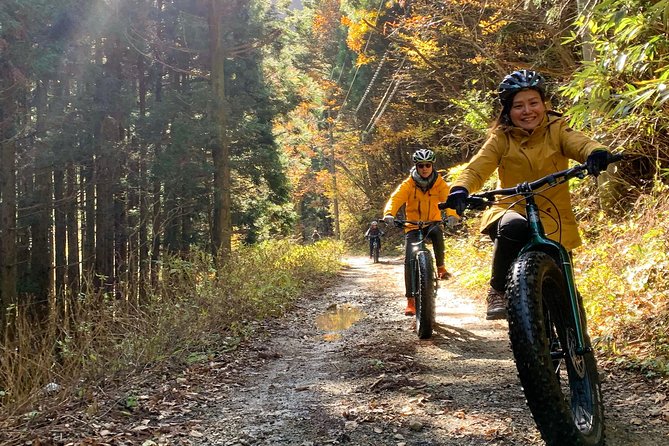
<box><xmin>209</xmin><ymin>0</ymin><xmax>232</xmax><ymax>261</ymax></box>
<box><xmin>82</xmin><ymin>163</ymin><xmax>96</xmax><ymax>288</ymax></box>
<box><xmin>54</xmin><ymin>168</ymin><xmax>66</xmax><ymax>298</ymax></box>
<box><xmin>53</xmin><ymin>79</ymin><xmax>67</xmax><ymax>307</ymax></box>
<box><xmin>65</xmin><ymin>163</ymin><xmax>80</xmax><ymax>300</ymax></box>
<box><xmin>95</xmin><ymin>116</ymin><xmax>116</xmax><ymax>295</ymax></box>
<box><xmin>0</xmin><ymin>81</ymin><xmax>17</xmax><ymax>327</ymax></box>
<box><xmin>31</xmin><ymin>80</ymin><xmax>52</xmax><ymax>321</ymax></box>
<box><xmin>138</xmin><ymin>55</ymin><xmax>149</xmax><ymax>304</ymax></box>
<box><xmin>149</xmin><ymin>65</ymin><xmax>163</xmax><ymax>291</ymax></box>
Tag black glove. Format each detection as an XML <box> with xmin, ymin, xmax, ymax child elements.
<box><xmin>586</xmin><ymin>150</ymin><xmax>610</xmax><ymax>177</ymax></box>
<box><xmin>440</xmin><ymin>187</ymin><xmax>469</xmax><ymax>216</ymax></box>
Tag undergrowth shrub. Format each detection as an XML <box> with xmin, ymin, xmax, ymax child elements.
<box><xmin>0</xmin><ymin>239</ymin><xmax>344</xmax><ymax>415</ymax></box>
<box><xmin>578</xmin><ymin>191</ymin><xmax>669</xmax><ymax>375</ymax></box>
<box><xmin>442</xmin><ymin>222</ymin><xmax>493</xmax><ymax>296</ymax></box>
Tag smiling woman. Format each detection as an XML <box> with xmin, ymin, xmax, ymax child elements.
<box><xmin>509</xmin><ymin>90</ymin><xmax>546</xmax><ymax>131</ymax></box>
<box><xmin>446</xmin><ymin>69</ymin><xmax>613</xmax><ymax>320</ymax></box>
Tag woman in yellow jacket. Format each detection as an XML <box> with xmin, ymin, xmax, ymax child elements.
<box><xmin>444</xmin><ymin>70</ymin><xmax>612</xmax><ymax>320</ymax></box>
<box><xmin>383</xmin><ymin>147</ymin><xmax>456</xmax><ymax>316</ymax></box>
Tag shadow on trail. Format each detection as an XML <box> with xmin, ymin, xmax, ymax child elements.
<box><xmin>431</xmin><ymin>322</ymin><xmax>485</xmax><ymax>342</ymax></box>
<box><xmin>428</xmin><ymin>322</ymin><xmax>512</xmax><ymax>361</ymax></box>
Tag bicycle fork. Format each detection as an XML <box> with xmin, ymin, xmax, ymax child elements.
<box><xmin>522</xmin><ymin>202</ymin><xmax>591</xmax><ymax>356</ymax></box>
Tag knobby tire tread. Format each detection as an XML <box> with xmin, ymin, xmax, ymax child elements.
<box><xmin>415</xmin><ymin>251</ymin><xmax>435</xmax><ymax>339</ymax></box>
<box><xmin>506</xmin><ymin>251</ymin><xmax>604</xmax><ymax>446</ymax></box>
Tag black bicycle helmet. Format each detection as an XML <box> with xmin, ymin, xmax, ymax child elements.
<box><xmin>497</xmin><ymin>70</ymin><xmax>546</xmax><ymax>104</ymax></box>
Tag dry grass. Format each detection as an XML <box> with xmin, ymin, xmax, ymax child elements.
<box><xmin>577</xmin><ymin>189</ymin><xmax>669</xmax><ymax>375</ymax></box>
<box><xmin>0</xmin><ymin>239</ymin><xmax>345</xmax><ymax>416</ymax></box>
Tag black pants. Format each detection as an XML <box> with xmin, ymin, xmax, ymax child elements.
<box><xmin>403</xmin><ymin>226</ymin><xmax>445</xmax><ymax>297</ymax></box>
<box><xmin>487</xmin><ymin>211</ymin><xmax>530</xmax><ymax>292</ymax></box>
<box><xmin>368</xmin><ymin>236</ymin><xmax>381</xmax><ymax>256</ymax></box>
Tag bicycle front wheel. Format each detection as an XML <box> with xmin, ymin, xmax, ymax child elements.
<box><xmin>415</xmin><ymin>250</ymin><xmax>435</xmax><ymax>339</ymax></box>
<box><xmin>506</xmin><ymin>251</ymin><xmax>604</xmax><ymax>446</ymax></box>
<box><xmin>373</xmin><ymin>241</ymin><xmax>380</xmax><ymax>263</ymax></box>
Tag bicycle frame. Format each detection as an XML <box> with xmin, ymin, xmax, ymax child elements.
<box><xmin>397</xmin><ymin>220</ymin><xmax>442</xmax><ymax>296</ymax></box>
<box><xmin>515</xmin><ymin>182</ymin><xmax>589</xmax><ymax>354</ymax></box>
<box><xmin>467</xmin><ymin>154</ymin><xmax>622</xmax><ymax>354</ymax></box>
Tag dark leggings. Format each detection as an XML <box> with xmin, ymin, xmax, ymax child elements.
<box><xmin>403</xmin><ymin>226</ymin><xmax>445</xmax><ymax>297</ymax></box>
<box><xmin>368</xmin><ymin>236</ymin><xmax>381</xmax><ymax>256</ymax></box>
<box><xmin>487</xmin><ymin>212</ymin><xmax>530</xmax><ymax>292</ymax></box>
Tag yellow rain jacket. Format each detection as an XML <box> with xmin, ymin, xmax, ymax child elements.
<box><xmin>453</xmin><ymin>113</ymin><xmax>606</xmax><ymax>251</ymax></box>
<box><xmin>384</xmin><ymin>172</ymin><xmax>457</xmax><ymax>233</ymax></box>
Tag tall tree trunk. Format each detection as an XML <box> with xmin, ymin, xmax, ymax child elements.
<box><xmin>95</xmin><ymin>116</ymin><xmax>116</xmax><ymax>295</ymax></box>
<box><xmin>82</xmin><ymin>163</ymin><xmax>96</xmax><ymax>289</ymax></box>
<box><xmin>0</xmin><ymin>75</ymin><xmax>17</xmax><ymax>327</ymax></box>
<box><xmin>127</xmin><ymin>137</ymin><xmax>139</xmax><ymax>304</ymax></box>
<box><xmin>149</xmin><ymin>66</ymin><xmax>163</xmax><ymax>292</ymax></box>
<box><xmin>65</xmin><ymin>164</ymin><xmax>80</xmax><ymax>300</ymax></box>
<box><xmin>114</xmin><ymin>127</ymin><xmax>128</xmax><ymax>301</ymax></box>
<box><xmin>138</xmin><ymin>56</ymin><xmax>149</xmax><ymax>304</ymax></box>
<box><xmin>54</xmin><ymin>168</ymin><xmax>66</xmax><ymax>298</ymax></box>
<box><xmin>209</xmin><ymin>0</ymin><xmax>232</xmax><ymax>261</ymax></box>
<box><xmin>52</xmin><ymin>80</ymin><xmax>67</xmax><ymax>304</ymax></box>
<box><xmin>31</xmin><ymin>80</ymin><xmax>52</xmax><ymax>321</ymax></box>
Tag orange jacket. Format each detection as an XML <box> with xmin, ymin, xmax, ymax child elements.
<box><xmin>383</xmin><ymin>173</ymin><xmax>456</xmax><ymax>232</ymax></box>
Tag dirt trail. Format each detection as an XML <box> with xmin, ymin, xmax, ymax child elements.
<box><xmin>8</xmin><ymin>255</ymin><xmax>667</xmax><ymax>445</ymax></box>
<box><xmin>195</xmin><ymin>256</ymin><xmax>667</xmax><ymax>446</ymax></box>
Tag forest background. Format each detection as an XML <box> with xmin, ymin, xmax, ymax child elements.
<box><xmin>0</xmin><ymin>0</ymin><xmax>668</xmax><ymax>417</ymax></box>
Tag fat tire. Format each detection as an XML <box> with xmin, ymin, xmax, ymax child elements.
<box><xmin>506</xmin><ymin>251</ymin><xmax>605</xmax><ymax>446</ymax></box>
<box><xmin>415</xmin><ymin>251</ymin><xmax>435</xmax><ymax>339</ymax></box>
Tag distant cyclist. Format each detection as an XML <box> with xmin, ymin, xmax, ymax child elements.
<box><xmin>383</xmin><ymin>145</ymin><xmax>458</xmax><ymax>316</ymax></box>
<box><xmin>364</xmin><ymin>221</ymin><xmax>385</xmax><ymax>259</ymax></box>
<box><xmin>311</xmin><ymin>228</ymin><xmax>321</xmax><ymax>243</ymax></box>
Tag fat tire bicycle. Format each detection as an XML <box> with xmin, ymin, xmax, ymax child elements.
<box><xmin>392</xmin><ymin>219</ymin><xmax>446</xmax><ymax>339</ymax></box>
<box><xmin>463</xmin><ymin>154</ymin><xmax>622</xmax><ymax>446</ymax></box>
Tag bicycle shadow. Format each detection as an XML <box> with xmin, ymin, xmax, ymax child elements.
<box><xmin>425</xmin><ymin>321</ymin><xmax>512</xmax><ymax>361</ymax></box>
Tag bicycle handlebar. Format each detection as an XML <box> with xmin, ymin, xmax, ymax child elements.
<box><xmin>465</xmin><ymin>153</ymin><xmax>624</xmax><ymax>209</ymax></box>
<box><xmin>391</xmin><ymin>219</ymin><xmax>445</xmax><ymax>229</ymax></box>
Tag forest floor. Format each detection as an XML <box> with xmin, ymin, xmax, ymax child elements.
<box><xmin>3</xmin><ymin>256</ymin><xmax>669</xmax><ymax>445</ymax></box>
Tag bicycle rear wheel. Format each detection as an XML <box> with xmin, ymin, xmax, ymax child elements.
<box><xmin>415</xmin><ymin>250</ymin><xmax>435</xmax><ymax>339</ymax></box>
<box><xmin>506</xmin><ymin>251</ymin><xmax>604</xmax><ymax>446</ymax></box>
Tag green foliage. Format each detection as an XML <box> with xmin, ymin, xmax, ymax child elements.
<box><xmin>449</xmin><ymin>89</ymin><xmax>494</xmax><ymax>134</ymax></box>
<box><xmin>442</xmin><ymin>220</ymin><xmax>493</xmax><ymax>294</ymax></box>
<box><xmin>562</xmin><ymin>0</ymin><xmax>669</xmax><ymax>186</ymax></box>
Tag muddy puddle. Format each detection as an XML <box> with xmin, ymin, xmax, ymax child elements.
<box><xmin>315</xmin><ymin>303</ymin><xmax>366</xmax><ymax>341</ymax></box>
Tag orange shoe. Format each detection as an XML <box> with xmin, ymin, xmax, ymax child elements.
<box><xmin>437</xmin><ymin>265</ymin><xmax>451</xmax><ymax>280</ymax></box>
<box><xmin>404</xmin><ymin>298</ymin><xmax>416</xmax><ymax>316</ymax></box>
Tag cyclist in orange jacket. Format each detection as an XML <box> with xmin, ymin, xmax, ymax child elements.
<box><xmin>383</xmin><ymin>146</ymin><xmax>458</xmax><ymax>316</ymax></box>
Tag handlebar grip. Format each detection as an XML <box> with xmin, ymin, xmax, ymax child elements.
<box><xmin>466</xmin><ymin>196</ymin><xmax>491</xmax><ymax>210</ymax></box>
<box><xmin>608</xmin><ymin>152</ymin><xmax>625</xmax><ymax>163</ymax></box>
